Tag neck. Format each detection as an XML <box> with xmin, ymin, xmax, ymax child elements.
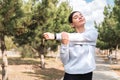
<box><xmin>75</xmin><ymin>26</ymin><xmax>85</xmax><ymax>33</ymax></box>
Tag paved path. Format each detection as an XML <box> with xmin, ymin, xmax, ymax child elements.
<box><xmin>93</xmin><ymin>55</ymin><xmax>120</xmax><ymax>80</ymax></box>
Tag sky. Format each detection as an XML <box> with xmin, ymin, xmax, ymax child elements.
<box><xmin>24</xmin><ymin>0</ymin><xmax>114</xmax><ymax>28</ymax></box>
<box><xmin>67</xmin><ymin>0</ymin><xmax>114</xmax><ymax>28</ymax></box>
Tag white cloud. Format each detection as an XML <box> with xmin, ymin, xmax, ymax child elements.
<box><xmin>24</xmin><ymin>0</ymin><xmax>111</xmax><ymax>27</ymax></box>
<box><xmin>68</xmin><ymin>0</ymin><xmax>108</xmax><ymax>27</ymax></box>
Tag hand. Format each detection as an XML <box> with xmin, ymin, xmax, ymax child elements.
<box><xmin>43</xmin><ymin>32</ymin><xmax>55</xmax><ymax>40</ymax></box>
<box><xmin>61</xmin><ymin>32</ymin><xmax>69</xmax><ymax>45</ymax></box>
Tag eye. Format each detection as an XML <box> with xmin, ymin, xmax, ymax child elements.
<box><xmin>72</xmin><ymin>13</ymin><xmax>83</xmax><ymax>19</ymax></box>
<box><xmin>73</xmin><ymin>16</ymin><xmax>78</xmax><ymax>19</ymax></box>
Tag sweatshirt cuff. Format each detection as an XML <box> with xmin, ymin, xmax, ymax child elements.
<box><xmin>61</xmin><ymin>44</ymin><xmax>69</xmax><ymax>48</ymax></box>
<box><xmin>60</xmin><ymin>44</ymin><xmax>69</xmax><ymax>54</ymax></box>
<box><xmin>56</xmin><ymin>33</ymin><xmax>61</xmax><ymax>40</ymax></box>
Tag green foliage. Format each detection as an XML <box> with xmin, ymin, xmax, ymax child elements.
<box><xmin>0</xmin><ymin>0</ymin><xmax>24</xmax><ymax>52</ymax></box>
<box><xmin>14</xmin><ymin>0</ymin><xmax>73</xmax><ymax>54</ymax></box>
<box><xmin>96</xmin><ymin>0</ymin><xmax>120</xmax><ymax>50</ymax></box>
<box><xmin>0</xmin><ymin>0</ymin><xmax>24</xmax><ymax>35</ymax></box>
<box><xmin>5</xmin><ymin>36</ymin><xmax>16</xmax><ymax>50</ymax></box>
<box><xmin>19</xmin><ymin>45</ymin><xmax>35</xmax><ymax>58</ymax></box>
<box><xmin>0</xmin><ymin>0</ymin><xmax>73</xmax><ymax>55</ymax></box>
<box><xmin>96</xmin><ymin>40</ymin><xmax>109</xmax><ymax>49</ymax></box>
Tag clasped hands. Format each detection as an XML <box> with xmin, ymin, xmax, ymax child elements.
<box><xmin>43</xmin><ymin>32</ymin><xmax>69</xmax><ymax>45</ymax></box>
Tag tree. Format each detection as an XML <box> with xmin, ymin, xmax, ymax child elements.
<box><xmin>0</xmin><ymin>0</ymin><xmax>24</xmax><ymax>79</ymax></box>
<box><xmin>112</xmin><ymin>0</ymin><xmax>120</xmax><ymax>49</ymax></box>
<box><xmin>13</xmin><ymin>0</ymin><xmax>72</xmax><ymax>68</ymax></box>
<box><xmin>97</xmin><ymin>5</ymin><xmax>116</xmax><ymax>49</ymax></box>
<box><xmin>96</xmin><ymin>0</ymin><xmax>120</xmax><ymax>60</ymax></box>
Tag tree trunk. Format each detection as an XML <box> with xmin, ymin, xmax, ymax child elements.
<box><xmin>115</xmin><ymin>45</ymin><xmax>118</xmax><ymax>59</ymax></box>
<box><xmin>40</xmin><ymin>54</ymin><xmax>45</xmax><ymax>69</ymax></box>
<box><xmin>55</xmin><ymin>45</ymin><xmax>60</xmax><ymax>61</ymax></box>
<box><xmin>39</xmin><ymin>39</ymin><xmax>45</xmax><ymax>69</ymax></box>
<box><xmin>1</xmin><ymin>51</ymin><xmax>8</xmax><ymax>80</ymax></box>
<box><xmin>114</xmin><ymin>45</ymin><xmax>119</xmax><ymax>64</ymax></box>
<box><xmin>0</xmin><ymin>33</ymin><xmax>8</xmax><ymax>80</ymax></box>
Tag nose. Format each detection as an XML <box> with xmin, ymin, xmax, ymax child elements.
<box><xmin>78</xmin><ymin>16</ymin><xmax>82</xmax><ymax>20</ymax></box>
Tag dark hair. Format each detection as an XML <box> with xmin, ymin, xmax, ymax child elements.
<box><xmin>68</xmin><ymin>11</ymin><xmax>79</xmax><ymax>23</ymax></box>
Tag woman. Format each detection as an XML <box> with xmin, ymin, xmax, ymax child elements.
<box><xmin>43</xmin><ymin>11</ymin><xmax>98</xmax><ymax>80</ymax></box>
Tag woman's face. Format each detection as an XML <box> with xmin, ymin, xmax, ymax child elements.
<box><xmin>71</xmin><ymin>12</ymin><xmax>86</xmax><ymax>28</ymax></box>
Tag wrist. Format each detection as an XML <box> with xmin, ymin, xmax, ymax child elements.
<box><xmin>54</xmin><ymin>33</ymin><xmax>56</xmax><ymax>40</ymax></box>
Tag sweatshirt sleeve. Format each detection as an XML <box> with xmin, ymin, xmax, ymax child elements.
<box><xmin>60</xmin><ymin>44</ymin><xmax>70</xmax><ymax>65</ymax></box>
<box><xmin>56</xmin><ymin>28</ymin><xmax>98</xmax><ymax>42</ymax></box>
<box><xmin>69</xmin><ymin>28</ymin><xmax>98</xmax><ymax>42</ymax></box>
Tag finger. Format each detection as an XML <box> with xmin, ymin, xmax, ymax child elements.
<box><xmin>43</xmin><ymin>34</ymin><xmax>48</xmax><ymax>39</ymax></box>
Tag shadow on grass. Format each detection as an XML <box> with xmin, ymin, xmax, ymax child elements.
<box><xmin>0</xmin><ymin>57</ymin><xmax>40</xmax><ymax>65</ymax></box>
<box><xmin>0</xmin><ymin>57</ymin><xmax>64</xmax><ymax>80</ymax></box>
<box><xmin>23</xmin><ymin>65</ymin><xmax>64</xmax><ymax>80</ymax></box>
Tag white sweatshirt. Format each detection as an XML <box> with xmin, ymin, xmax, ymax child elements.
<box><xmin>56</xmin><ymin>28</ymin><xmax>98</xmax><ymax>74</ymax></box>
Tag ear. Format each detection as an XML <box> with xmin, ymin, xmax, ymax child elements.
<box><xmin>70</xmin><ymin>23</ymin><xmax>75</xmax><ymax>28</ymax></box>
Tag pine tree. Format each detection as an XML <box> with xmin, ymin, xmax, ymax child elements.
<box><xmin>33</xmin><ymin>0</ymin><xmax>72</xmax><ymax>68</ymax></box>
<box><xmin>0</xmin><ymin>0</ymin><xmax>24</xmax><ymax>79</ymax></box>
<box><xmin>96</xmin><ymin>0</ymin><xmax>120</xmax><ymax>63</ymax></box>
<box><xmin>13</xmin><ymin>0</ymin><xmax>72</xmax><ymax>68</ymax></box>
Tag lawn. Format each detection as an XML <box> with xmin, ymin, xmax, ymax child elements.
<box><xmin>0</xmin><ymin>57</ymin><xmax>64</xmax><ymax>80</ymax></box>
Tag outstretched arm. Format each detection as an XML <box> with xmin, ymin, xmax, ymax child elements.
<box><xmin>43</xmin><ymin>28</ymin><xmax>98</xmax><ymax>45</ymax></box>
<box><xmin>43</xmin><ymin>32</ymin><xmax>70</xmax><ymax>65</ymax></box>
<box><xmin>56</xmin><ymin>28</ymin><xmax>98</xmax><ymax>42</ymax></box>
